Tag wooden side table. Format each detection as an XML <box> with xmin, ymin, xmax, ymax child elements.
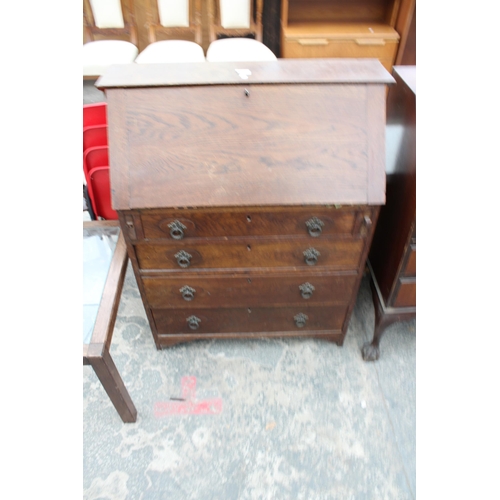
<box><xmin>83</xmin><ymin>220</ymin><xmax>137</xmax><ymax>423</ymax></box>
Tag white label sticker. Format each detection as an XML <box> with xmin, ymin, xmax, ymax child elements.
<box><xmin>235</xmin><ymin>69</ymin><xmax>252</xmax><ymax>80</ymax></box>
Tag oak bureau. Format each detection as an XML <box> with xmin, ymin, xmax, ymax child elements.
<box><xmin>96</xmin><ymin>59</ymin><xmax>394</xmax><ymax>349</ymax></box>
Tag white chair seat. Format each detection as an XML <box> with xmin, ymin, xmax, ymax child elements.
<box><xmin>135</xmin><ymin>40</ymin><xmax>205</xmax><ymax>64</ymax></box>
<box><xmin>206</xmin><ymin>38</ymin><xmax>277</xmax><ymax>62</ymax></box>
<box><xmin>83</xmin><ymin>40</ymin><xmax>138</xmax><ymax>76</ymax></box>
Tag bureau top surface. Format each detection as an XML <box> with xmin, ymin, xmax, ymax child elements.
<box><xmin>96</xmin><ymin>59</ymin><xmax>394</xmax><ymax>88</ymax></box>
<box><xmin>101</xmin><ymin>59</ymin><xmax>391</xmax><ymax>210</ymax></box>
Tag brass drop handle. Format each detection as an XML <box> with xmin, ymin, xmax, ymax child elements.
<box><xmin>168</xmin><ymin>220</ymin><xmax>186</xmax><ymax>240</ymax></box>
<box><xmin>299</xmin><ymin>282</ymin><xmax>315</xmax><ymax>299</ymax></box>
<box><xmin>303</xmin><ymin>248</ymin><xmax>320</xmax><ymax>266</ymax></box>
<box><xmin>305</xmin><ymin>217</ymin><xmax>324</xmax><ymax>237</ymax></box>
<box><xmin>180</xmin><ymin>285</ymin><xmax>196</xmax><ymax>301</ymax></box>
<box><xmin>294</xmin><ymin>313</ymin><xmax>308</xmax><ymax>328</ymax></box>
<box><xmin>175</xmin><ymin>250</ymin><xmax>192</xmax><ymax>268</ymax></box>
<box><xmin>187</xmin><ymin>315</ymin><xmax>201</xmax><ymax>330</ymax></box>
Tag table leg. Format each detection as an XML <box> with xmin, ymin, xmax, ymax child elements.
<box><xmin>89</xmin><ymin>347</ymin><xmax>137</xmax><ymax>423</ymax></box>
<box><xmin>362</xmin><ymin>275</ymin><xmax>415</xmax><ymax>362</ymax></box>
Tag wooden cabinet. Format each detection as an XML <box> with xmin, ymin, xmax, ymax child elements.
<box><xmin>280</xmin><ymin>0</ymin><xmax>415</xmax><ymax>72</ymax></box>
<box><xmin>362</xmin><ymin>65</ymin><xmax>416</xmax><ymax>361</ymax></box>
<box><xmin>97</xmin><ymin>59</ymin><xmax>393</xmax><ymax>349</ymax></box>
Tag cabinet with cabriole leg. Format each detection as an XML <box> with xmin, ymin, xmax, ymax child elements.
<box><xmin>362</xmin><ymin>65</ymin><xmax>416</xmax><ymax>361</ymax></box>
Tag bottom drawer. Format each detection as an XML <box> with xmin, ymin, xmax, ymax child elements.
<box><xmin>152</xmin><ymin>305</ymin><xmax>347</xmax><ymax>335</ymax></box>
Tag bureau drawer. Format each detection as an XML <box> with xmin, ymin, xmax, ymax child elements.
<box><xmin>138</xmin><ymin>207</ymin><xmax>365</xmax><ymax>241</ymax></box>
<box><xmin>152</xmin><ymin>305</ymin><xmax>347</xmax><ymax>334</ymax></box>
<box><xmin>142</xmin><ymin>271</ymin><xmax>358</xmax><ymax>309</ymax></box>
<box><xmin>135</xmin><ymin>238</ymin><xmax>364</xmax><ymax>271</ymax></box>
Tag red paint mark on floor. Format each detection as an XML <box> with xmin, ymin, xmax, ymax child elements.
<box><xmin>154</xmin><ymin>376</ymin><xmax>222</xmax><ymax>417</ymax></box>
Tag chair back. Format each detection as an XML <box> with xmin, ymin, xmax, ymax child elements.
<box><xmin>88</xmin><ymin>167</ymin><xmax>118</xmax><ymax>220</ymax></box>
<box><xmin>83</xmin><ymin>103</ymin><xmax>107</xmax><ymax>129</ymax></box>
<box><xmin>83</xmin><ymin>0</ymin><xmax>137</xmax><ymax>45</ymax></box>
<box><xmin>206</xmin><ymin>38</ymin><xmax>277</xmax><ymax>62</ymax></box>
<box><xmin>84</xmin><ymin>146</ymin><xmax>109</xmax><ymax>184</ymax></box>
<box><xmin>83</xmin><ymin>125</ymin><xmax>108</xmax><ymax>153</ymax></box>
<box><xmin>208</xmin><ymin>0</ymin><xmax>263</xmax><ymax>42</ymax></box>
<box><xmin>146</xmin><ymin>0</ymin><xmax>202</xmax><ymax>45</ymax></box>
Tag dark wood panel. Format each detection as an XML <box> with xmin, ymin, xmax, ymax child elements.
<box><xmin>134</xmin><ymin>237</ymin><xmax>364</xmax><ymax>270</ymax></box>
<box><xmin>262</xmin><ymin>0</ymin><xmax>282</xmax><ymax>56</ymax></box>
<box><xmin>152</xmin><ymin>305</ymin><xmax>347</xmax><ymax>334</ymax></box>
<box><xmin>401</xmin><ymin>246</ymin><xmax>416</xmax><ymax>276</ymax></box>
<box><xmin>142</xmin><ymin>270</ymin><xmax>358</xmax><ymax>308</ymax></box>
<box><xmin>369</xmin><ymin>66</ymin><xmax>415</xmax><ymax>303</ymax></box>
<box><xmin>139</xmin><ymin>206</ymin><xmax>362</xmax><ymax>240</ymax></box>
<box><xmin>392</xmin><ymin>279</ymin><xmax>415</xmax><ymax>308</ymax></box>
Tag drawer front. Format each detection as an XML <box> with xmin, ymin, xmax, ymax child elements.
<box><xmin>140</xmin><ymin>207</ymin><xmax>363</xmax><ymax>240</ymax></box>
<box><xmin>142</xmin><ymin>271</ymin><xmax>358</xmax><ymax>309</ymax></box>
<box><xmin>152</xmin><ymin>305</ymin><xmax>347</xmax><ymax>335</ymax></box>
<box><xmin>401</xmin><ymin>245</ymin><xmax>416</xmax><ymax>277</ymax></box>
<box><xmin>393</xmin><ymin>278</ymin><xmax>416</xmax><ymax>308</ymax></box>
<box><xmin>135</xmin><ymin>238</ymin><xmax>364</xmax><ymax>271</ymax></box>
<box><xmin>282</xmin><ymin>39</ymin><xmax>398</xmax><ymax>71</ymax></box>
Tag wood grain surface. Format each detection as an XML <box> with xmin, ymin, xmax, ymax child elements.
<box><xmin>142</xmin><ymin>270</ymin><xmax>358</xmax><ymax>308</ymax></box>
<box><xmin>107</xmin><ymin>82</ymin><xmax>387</xmax><ymax>209</ymax></box>
<box><xmin>138</xmin><ymin>206</ymin><xmax>364</xmax><ymax>240</ymax></box>
<box><xmin>134</xmin><ymin>237</ymin><xmax>364</xmax><ymax>270</ymax></box>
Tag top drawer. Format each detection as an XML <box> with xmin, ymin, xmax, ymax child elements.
<box><xmin>131</xmin><ymin>206</ymin><xmax>371</xmax><ymax>241</ymax></box>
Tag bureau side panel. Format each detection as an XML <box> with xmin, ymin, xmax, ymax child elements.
<box><xmin>107</xmin><ymin>90</ymin><xmax>131</xmax><ymax>210</ymax></box>
<box><xmin>117</xmin><ymin>211</ymin><xmax>162</xmax><ymax>349</ymax></box>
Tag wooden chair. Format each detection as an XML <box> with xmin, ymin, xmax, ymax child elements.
<box><xmin>135</xmin><ymin>0</ymin><xmax>204</xmax><ymax>63</ymax></box>
<box><xmin>83</xmin><ymin>0</ymin><xmax>139</xmax><ymax>78</ymax></box>
<box><xmin>208</xmin><ymin>0</ymin><xmax>264</xmax><ymax>42</ymax></box>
